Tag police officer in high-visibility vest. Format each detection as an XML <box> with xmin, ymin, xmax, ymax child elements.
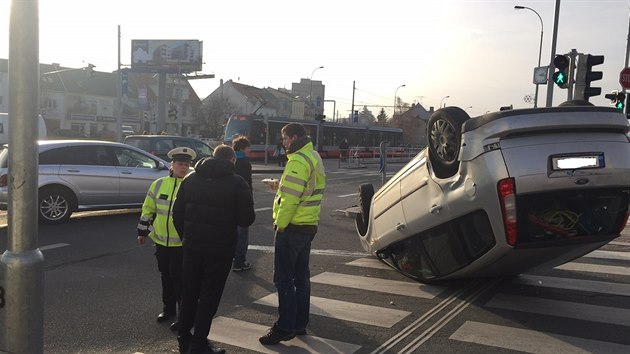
<box><xmin>137</xmin><ymin>147</ymin><xmax>196</xmax><ymax>330</ymax></box>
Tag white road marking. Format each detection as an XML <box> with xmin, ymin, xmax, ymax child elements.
<box><xmin>485</xmin><ymin>293</ymin><xmax>630</xmax><ymax>327</ymax></box>
<box><xmin>338</xmin><ymin>193</ymin><xmax>359</xmax><ymax>198</ymax></box>
<box><xmin>311</xmin><ymin>272</ymin><xmax>445</xmax><ymax>298</ymax></box>
<box><xmin>248</xmin><ymin>245</ymin><xmax>368</xmax><ymax>257</ymax></box>
<box><xmin>255</xmin><ymin>207</ymin><xmax>272</xmax><ymax>212</ymax></box>
<box><xmin>450</xmin><ymin>321</ymin><xmax>630</xmax><ymax>354</ymax></box>
<box><xmin>209</xmin><ymin>317</ymin><xmax>361</xmax><ymax>354</ymax></box>
<box><xmin>39</xmin><ymin>243</ymin><xmax>70</xmax><ymax>251</ymax></box>
<box><xmin>513</xmin><ymin>274</ymin><xmax>630</xmax><ymax>297</ymax></box>
<box><xmin>554</xmin><ymin>262</ymin><xmax>630</xmax><ymax>276</ymax></box>
<box><xmin>346</xmin><ymin>257</ymin><xmax>394</xmax><ymax>270</ymax></box>
<box><xmin>584</xmin><ymin>249</ymin><xmax>630</xmax><ymax>261</ymax></box>
<box><xmin>255</xmin><ymin>293</ymin><xmax>410</xmax><ymax>328</ymax></box>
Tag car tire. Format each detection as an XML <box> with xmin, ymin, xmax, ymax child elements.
<box><xmin>356</xmin><ymin>183</ymin><xmax>375</xmax><ymax>236</ymax></box>
<box><xmin>38</xmin><ymin>187</ymin><xmax>76</xmax><ymax>224</ymax></box>
<box><xmin>427</xmin><ymin>106</ymin><xmax>470</xmax><ymax>178</ymax></box>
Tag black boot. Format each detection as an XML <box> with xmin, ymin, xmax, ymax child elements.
<box><xmin>177</xmin><ymin>334</ymin><xmax>191</xmax><ymax>354</ymax></box>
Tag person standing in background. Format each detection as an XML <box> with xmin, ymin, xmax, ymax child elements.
<box><xmin>232</xmin><ymin>136</ymin><xmax>253</xmax><ymax>272</ymax></box>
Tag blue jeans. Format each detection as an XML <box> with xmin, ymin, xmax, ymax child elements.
<box><xmin>273</xmin><ymin>229</ymin><xmax>315</xmax><ymax>332</ymax></box>
<box><xmin>233</xmin><ymin>226</ymin><xmax>249</xmax><ymax>266</ymax></box>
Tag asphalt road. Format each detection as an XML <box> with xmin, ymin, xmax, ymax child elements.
<box><xmin>0</xmin><ymin>160</ymin><xmax>629</xmax><ymax>353</ymax></box>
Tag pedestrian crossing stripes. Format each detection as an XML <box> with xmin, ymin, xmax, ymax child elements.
<box><xmin>254</xmin><ymin>293</ymin><xmax>411</xmax><ymax>328</ymax></box>
<box><xmin>450</xmin><ymin>321</ymin><xmax>630</xmax><ymax>354</ymax></box>
<box><xmin>485</xmin><ymin>293</ymin><xmax>630</xmax><ymax>327</ymax></box>
<box><xmin>209</xmin><ymin>317</ymin><xmax>362</xmax><ymax>354</ymax></box>
<box><xmin>208</xmin><ymin>248</ymin><xmax>630</xmax><ymax>353</ymax></box>
<box><xmin>311</xmin><ymin>272</ymin><xmax>445</xmax><ymax>298</ymax></box>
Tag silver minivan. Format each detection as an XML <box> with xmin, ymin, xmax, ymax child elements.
<box><xmin>0</xmin><ymin>140</ymin><xmax>170</xmax><ymax>224</ymax></box>
<box><xmin>356</xmin><ymin>103</ymin><xmax>630</xmax><ymax>281</ymax></box>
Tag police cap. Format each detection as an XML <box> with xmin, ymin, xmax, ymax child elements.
<box><xmin>167</xmin><ymin>147</ymin><xmax>196</xmax><ymax>163</ymax></box>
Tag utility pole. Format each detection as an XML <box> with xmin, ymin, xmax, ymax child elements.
<box><xmin>351</xmin><ymin>81</ymin><xmax>355</xmax><ymax>123</ymax></box>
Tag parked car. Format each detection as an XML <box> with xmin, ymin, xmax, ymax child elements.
<box><xmin>123</xmin><ymin>135</ymin><xmax>213</xmax><ymax>163</ymax></box>
<box><xmin>356</xmin><ymin>103</ymin><xmax>630</xmax><ymax>282</ymax></box>
<box><xmin>0</xmin><ymin>140</ymin><xmax>171</xmax><ymax>224</ymax></box>
<box><xmin>122</xmin><ymin>125</ymin><xmax>135</xmax><ymax>137</ymax></box>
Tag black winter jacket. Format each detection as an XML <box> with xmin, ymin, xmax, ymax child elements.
<box><xmin>172</xmin><ymin>157</ymin><xmax>255</xmax><ymax>257</ymax></box>
<box><xmin>234</xmin><ymin>155</ymin><xmax>253</xmax><ymax>193</ymax></box>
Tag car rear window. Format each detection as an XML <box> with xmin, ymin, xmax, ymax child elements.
<box><xmin>125</xmin><ymin>138</ymin><xmax>151</xmax><ymax>152</ymax></box>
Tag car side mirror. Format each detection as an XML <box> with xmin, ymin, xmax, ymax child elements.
<box><xmin>157</xmin><ymin>161</ymin><xmax>169</xmax><ymax>170</ymax></box>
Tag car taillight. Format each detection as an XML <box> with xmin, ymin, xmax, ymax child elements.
<box><xmin>498</xmin><ymin>178</ymin><xmax>517</xmax><ymax>247</ymax></box>
<box><xmin>0</xmin><ymin>173</ymin><xmax>7</xmax><ymax>187</ymax></box>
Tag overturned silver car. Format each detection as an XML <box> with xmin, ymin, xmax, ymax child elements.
<box><xmin>356</xmin><ymin>103</ymin><xmax>630</xmax><ymax>281</ymax></box>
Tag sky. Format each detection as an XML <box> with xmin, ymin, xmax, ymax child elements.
<box><xmin>2</xmin><ymin>0</ymin><xmax>630</xmax><ymax>119</ymax></box>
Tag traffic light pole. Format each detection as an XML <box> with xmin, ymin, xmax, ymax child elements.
<box><xmin>546</xmin><ymin>0</ymin><xmax>562</xmax><ymax>107</ymax></box>
<box><xmin>567</xmin><ymin>49</ymin><xmax>578</xmax><ymax>101</ymax></box>
<box><xmin>1</xmin><ymin>0</ymin><xmax>45</xmax><ymax>352</ymax></box>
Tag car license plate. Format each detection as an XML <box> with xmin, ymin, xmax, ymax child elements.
<box><xmin>550</xmin><ymin>152</ymin><xmax>604</xmax><ymax>171</ymax></box>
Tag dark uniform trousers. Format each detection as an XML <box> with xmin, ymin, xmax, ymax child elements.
<box><xmin>178</xmin><ymin>246</ymin><xmax>233</xmax><ymax>350</ymax></box>
<box><xmin>155</xmin><ymin>244</ymin><xmax>183</xmax><ymax>314</ymax></box>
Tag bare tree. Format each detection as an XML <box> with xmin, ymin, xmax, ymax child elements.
<box><xmin>199</xmin><ymin>96</ymin><xmax>235</xmax><ymax>139</ymax></box>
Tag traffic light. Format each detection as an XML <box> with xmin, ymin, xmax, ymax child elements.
<box><xmin>168</xmin><ymin>107</ymin><xmax>178</xmax><ymax>120</ymax></box>
<box><xmin>552</xmin><ymin>54</ymin><xmax>570</xmax><ymax>88</ymax></box>
<box><xmin>315</xmin><ymin>114</ymin><xmax>326</xmax><ymax>122</ymax></box>
<box><xmin>604</xmin><ymin>90</ymin><xmax>626</xmax><ymax>110</ymax></box>
<box><xmin>575</xmin><ymin>54</ymin><xmax>604</xmax><ymax>101</ymax></box>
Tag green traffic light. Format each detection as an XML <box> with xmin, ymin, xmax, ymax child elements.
<box><xmin>616</xmin><ymin>101</ymin><xmax>624</xmax><ymax>110</ymax></box>
<box><xmin>552</xmin><ymin>71</ymin><xmax>567</xmax><ymax>85</ymax></box>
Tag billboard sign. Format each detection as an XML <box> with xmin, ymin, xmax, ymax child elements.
<box><xmin>131</xmin><ymin>40</ymin><xmax>203</xmax><ymax>74</ymax></box>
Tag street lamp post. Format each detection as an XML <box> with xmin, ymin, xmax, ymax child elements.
<box><xmin>440</xmin><ymin>95</ymin><xmax>450</xmax><ymax>108</ymax></box>
<box><xmin>393</xmin><ymin>84</ymin><xmax>406</xmax><ymax>116</ymax></box>
<box><xmin>309</xmin><ymin>65</ymin><xmax>324</xmax><ymax>117</ymax></box>
<box><xmin>515</xmin><ymin>5</ymin><xmax>544</xmax><ymax>108</ymax></box>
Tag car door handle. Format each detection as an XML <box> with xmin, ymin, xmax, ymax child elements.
<box><xmin>396</xmin><ymin>223</ymin><xmax>406</xmax><ymax>231</ymax></box>
<box><xmin>65</xmin><ymin>169</ymin><xmax>80</xmax><ymax>173</ymax></box>
<box><xmin>120</xmin><ymin>171</ymin><xmax>132</xmax><ymax>175</ymax></box>
<box><xmin>430</xmin><ymin>204</ymin><xmax>442</xmax><ymax>214</ymax></box>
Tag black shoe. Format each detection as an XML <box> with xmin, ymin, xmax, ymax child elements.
<box><xmin>170</xmin><ymin>321</ymin><xmax>179</xmax><ymax>332</ymax></box>
<box><xmin>190</xmin><ymin>343</ymin><xmax>225</xmax><ymax>354</ymax></box>
<box><xmin>177</xmin><ymin>335</ymin><xmax>190</xmax><ymax>354</ymax></box>
<box><xmin>295</xmin><ymin>329</ymin><xmax>307</xmax><ymax>335</ymax></box>
<box><xmin>157</xmin><ymin>311</ymin><xmax>174</xmax><ymax>323</ymax></box>
<box><xmin>259</xmin><ymin>325</ymin><xmax>296</xmax><ymax>345</ymax></box>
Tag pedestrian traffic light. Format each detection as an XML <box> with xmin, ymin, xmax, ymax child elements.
<box><xmin>552</xmin><ymin>54</ymin><xmax>570</xmax><ymax>88</ymax></box>
<box><xmin>604</xmin><ymin>90</ymin><xmax>626</xmax><ymax>110</ymax></box>
<box><xmin>575</xmin><ymin>54</ymin><xmax>604</xmax><ymax>101</ymax></box>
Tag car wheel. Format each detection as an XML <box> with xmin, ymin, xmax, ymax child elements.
<box><xmin>356</xmin><ymin>183</ymin><xmax>375</xmax><ymax>236</ymax></box>
<box><xmin>39</xmin><ymin>187</ymin><xmax>75</xmax><ymax>224</ymax></box>
<box><xmin>428</xmin><ymin>106</ymin><xmax>470</xmax><ymax>178</ymax></box>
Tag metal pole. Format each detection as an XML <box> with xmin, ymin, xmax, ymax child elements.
<box><xmin>546</xmin><ymin>0</ymin><xmax>561</xmax><ymax>107</ymax></box>
<box><xmin>1</xmin><ymin>0</ymin><xmax>45</xmax><ymax>352</ymax></box>
<box><xmin>515</xmin><ymin>6</ymin><xmax>544</xmax><ymax>108</ymax></box>
<box><xmin>351</xmin><ymin>80</ymin><xmax>355</xmax><ymax>123</ymax></box>
<box><xmin>380</xmin><ymin>141</ymin><xmax>388</xmax><ymax>185</ymax></box>
<box><xmin>264</xmin><ymin>116</ymin><xmax>269</xmax><ymax>165</ymax></box>
<box><xmin>158</xmin><ymin>73</ymin><xmax>166</xmax><ymax>133</ymax></box>
<box><xmin>394</xmin><ymin>84</ymin><xmax>405</xmax><ymax>117</ymax></box>
<box><xmin>116</xmin><ymin>25</ymin><xmax>122</xmax><ymax>142</ymax></box>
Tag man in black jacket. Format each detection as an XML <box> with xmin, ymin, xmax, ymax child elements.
<box><xmin>173</xmin><ymin>145</ymin><xmax>255</xmax><ymax>354</ymax></box>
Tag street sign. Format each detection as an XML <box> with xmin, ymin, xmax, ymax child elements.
<box><xmin>619</xmin><ymin>67</ymin><xmax>630</xmax><ymax>90</ymax></box>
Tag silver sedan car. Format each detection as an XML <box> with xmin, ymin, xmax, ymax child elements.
<box><xmin>0</xmin><ymin>140</ymin><xmax>170</xmax><ymax>224</ymax></box>
<box><xmin>356</xmin><ymin>103</ymin><xmax>630</xmax><ymax>281</ymax></box>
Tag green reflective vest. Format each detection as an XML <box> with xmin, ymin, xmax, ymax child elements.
<box><xmin>138</xmin><ymin>176</ymin><xmax>183</xmax><ymax>247</ymax></box>
<box><xmin>273</xmin><ymin>142</ymin><xmax>326</xmax><ymax>228</ymax></box>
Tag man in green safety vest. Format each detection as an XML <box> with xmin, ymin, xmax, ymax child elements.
<box><xmin>137</xmin><ymin>146</ymin><xmax>196</xmax><ymax>331</ymax></box>
<box><xmin>259</xmin><ymin>123</ymin><xmax>326</xmax><ymax>345</ymax></box>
